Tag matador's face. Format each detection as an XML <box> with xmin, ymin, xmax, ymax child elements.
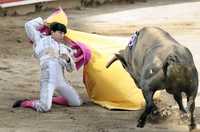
<box><xmin>51</xmin><ymin>30</ymin><xmax>65</xmax><ymax>43</ymax></box>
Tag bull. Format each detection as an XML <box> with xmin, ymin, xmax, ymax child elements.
<box><xmin>106</xmin><ymin>27</ymin><xmax>198</xmax><ymax>130</ymax></box>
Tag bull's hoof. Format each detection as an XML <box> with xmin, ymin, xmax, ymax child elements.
<box><xmin>137</xmin><ymin>123</ymin><xmax>145</xmax><ymax>128</ymax></box>
<box><xmin>137</xmin><ymin>120</ymin><xmax>145</xmax><ymax>128</ymax></box>
<box><xmin>190</xmin><ymin>124</ymin><xmax>200</xmax><ymax>132</ymax></box>
<box><xmin>190</xmin><ymin>123</ymin><xmax>197</xmax><ymax>131</ymax></box>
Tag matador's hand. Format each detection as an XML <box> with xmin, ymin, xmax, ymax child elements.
<box><xmin>60</xmin><ymin>54</ymin><xmax>70</xmax><ymax>62</ymax></box>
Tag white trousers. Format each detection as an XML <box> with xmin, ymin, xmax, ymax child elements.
<box><xmin>34</xmin><ymin>59</ymin><xmax>82</xmax><ymax>112</ymax></box>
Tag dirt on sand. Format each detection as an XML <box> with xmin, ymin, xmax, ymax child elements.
<box><xmin>0</xmin><ymin>0</ymin><xmax>199</xmax><ymax>132</ymax></box>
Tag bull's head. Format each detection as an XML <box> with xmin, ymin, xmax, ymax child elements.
<box><xmin>106</xmin><ymin>50</ymin><xmax>128</xmax><ymax>70</ymax></box>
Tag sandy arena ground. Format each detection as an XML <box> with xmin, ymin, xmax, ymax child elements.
<box><xmin>0</xmin><ymin>0</ymin><xmax>200</xmax><ymax>131</ymax></box>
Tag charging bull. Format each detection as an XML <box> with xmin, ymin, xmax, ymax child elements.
<box><xmin>106</xmin><ymin>27</ymin><xmax>198</xmax><ymax>130</ymax></box>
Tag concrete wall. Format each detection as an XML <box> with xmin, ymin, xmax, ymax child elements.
<box><xmin>45</xmin><ymin>0</ymin><xmax>81</xmax><ymax>9</ymax></box>
<box><xmin>0</xmin><ymin>0</ymin><xmax>82</xmax><ymax>16</ymax></box>
<box><xmin>0</xmin><ymin>0</ymin><xmax>147</xmax><ymax>16</ymax></box>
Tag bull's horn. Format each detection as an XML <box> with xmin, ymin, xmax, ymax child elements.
<box><xmin>106</xmin><ymin>55</ymin><xmax>118</xmax><ymax>68</ymax></box>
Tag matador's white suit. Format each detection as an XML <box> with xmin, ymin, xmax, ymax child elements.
<box><xmin>22</xmin><ymin>17</ymin><xmax>82</xmax><ymax>112</ymax></box>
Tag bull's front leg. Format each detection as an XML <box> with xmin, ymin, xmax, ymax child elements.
<box><xmin>136</xmin><ymin>63</ymin><xmax>164</xmax><ymax>127</ymax></box>
<box><xmin>137</xmin><ymin>89</ymin><xmax>155</xmax><ymax>128</ymax></box>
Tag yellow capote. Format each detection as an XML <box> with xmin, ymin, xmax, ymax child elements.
<box><xmin>46</xmin><ymin>7</ymin><xmax>68</xmax><ymax>26</ymax></box>
<box><xmin>46</xmin><ymin>8</ymin><xmax>159</xmax><ymax>110</ymax></box>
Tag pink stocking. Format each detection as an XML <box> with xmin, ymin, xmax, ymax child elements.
<box><xmin>52</xmin><ymin>96</ymin><xmax>68</xmax><ymax>106</ymax></box>
<box><xmin>21</xmin><ymin>100</ymin><xmax>35</xmax><ymax>110</ymax></box>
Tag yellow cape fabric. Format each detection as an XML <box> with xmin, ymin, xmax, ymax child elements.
<box><xmin>68</xmin><ymin>31</ymin><xmax>146</xmax><ymax>110</ymax></box>
<box><xmin>46</xmin><ymin>9</ymin><xmax>159</xmax><ymax>110</ymax></box>
<box><xmin>46</xmin><ymin>7</ymin><xmax>68</xmax><ymax>26</ymax></box>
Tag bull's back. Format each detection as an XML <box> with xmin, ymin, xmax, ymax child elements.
<box><xmin>129</xmin><ymin>27</ymin><xmax>195</xmax><ymax>82</ymax></box>
<box><xmin>135</xmin><ymin>27</ymin><xmax>178</xmax><ymax>56</ymax></box>
<box><xmin>133</xmin><ymin>27</ymin><xmax>182</xmax><ymax>68</ymax></box>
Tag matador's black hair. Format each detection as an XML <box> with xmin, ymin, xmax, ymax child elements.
<box><xmin>50</xmin><ymin>22</ymin><xmax>67</xmax><ymax>34</ymax></box>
